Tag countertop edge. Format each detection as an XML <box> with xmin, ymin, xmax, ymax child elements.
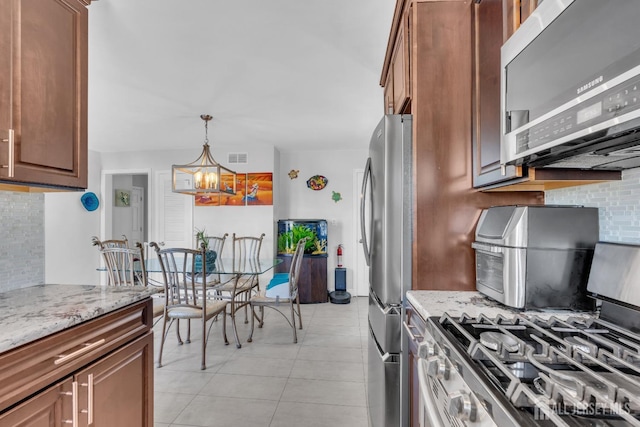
<box><xmin>0</xmin><ymin>284</ymin><xmax>158</xmax><ymax>354</ymax></box>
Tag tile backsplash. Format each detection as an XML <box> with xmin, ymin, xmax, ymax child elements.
<box><xmin>545</xmin><ymin>168</ymin><xmax>640</xmax><ymax>244</ymax></box>
<box><xmin>0</xmin><ymin>192</ymin><xmax>45</xmax><ymax>292</ymax></box>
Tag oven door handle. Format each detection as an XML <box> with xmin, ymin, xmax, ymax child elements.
<box><xmin>471</xmin><ymin>242</ymin><xmax>504</xmax><ymax>254</ymax></box>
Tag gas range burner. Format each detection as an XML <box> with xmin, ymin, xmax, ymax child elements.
<box><xmin>435</xmin><ymin>312</ymin><xmax>640</xmax><ymax>426</ymax></box>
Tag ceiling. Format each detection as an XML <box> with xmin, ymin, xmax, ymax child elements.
<box><xmin>87</xmin><ymin>0</ymin><xmax>395</xmax><ymax>154</ymax></box>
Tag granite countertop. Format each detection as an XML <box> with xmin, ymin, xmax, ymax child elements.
<box><xmin>0</xmin><ymin>284</ymin><xmax>157</xmax><ymax>354</ymax></box>
<box><xmin>406</xmin><ymin>290</ymin><xmax>590</xmax><ymax>321</ymax></box>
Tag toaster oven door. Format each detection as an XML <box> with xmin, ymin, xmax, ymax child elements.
<box><xmin>472</xmin><ymin>242</ymin><xmax>527</xmax><ymax>308</ymax></box>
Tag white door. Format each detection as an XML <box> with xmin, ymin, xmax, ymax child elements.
<box><xmin>154</xmin><ymin>171</ymin><xmax>193</xmax><ymax>248</ymax></box>
<box><xmin>131</xmin><ymin>186</ymin><xmax>144</xmax><ymax>243</ymax></box>
<box><xmin>354</xmin><ymin>168</ymin><xmax>370</xmax><ymax>296</ymax></box>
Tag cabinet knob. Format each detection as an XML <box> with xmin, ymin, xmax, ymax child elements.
<box><xmin>448</xmin><ymin>390</ymin><xmax>477</xmax><ymax>422</ymax></box>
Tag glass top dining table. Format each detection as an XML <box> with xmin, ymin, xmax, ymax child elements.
<box><xmin>142</xmin><ymin>257</ymin><xmax>282</xmax><ymax>275</ymax></box>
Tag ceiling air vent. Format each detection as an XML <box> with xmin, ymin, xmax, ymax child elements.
<box><xmin>228</xmin><ymin>152</ymin><xmax>248</xmax><ymax>164</ymax></box>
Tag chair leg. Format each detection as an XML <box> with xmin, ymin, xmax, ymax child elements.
<box><xmin>201</xmin><ymin>316</ymin><xmax>206</xmax><ymax>370</ymax></box>
<box><xmin>186</xmin><ymin>319</ymin><xmax>192</xmax><ymax>344</ymax></box>
<box><xmin>290</xmin><ymin>301</ymin><xmax>298</xmax><ymax>344</ymax></box>
<box><xmin>259</xmin><ymin>306</ymin><xmax>265</xmax><ymax>328</ymax></box>
<box><xmin>176</xmin><ymin>319</ymin><xmax>183</xmax><ymax>345</ymax></box>
<box><xmin>230</xmin><ymin>299</ymin><xmax>242</xmax><ymax>349</ymax></box>
<box><xmin>222</xmin><ymin>307</ymin><xmax>229</xmax><ymax>345</ymax></box>
<box><xmin>296</xmin><ymin>295</ymin><xmax>303</xmax><ymax>330</ymax></box>
<box><xmin>247</xmin><ymin>303</ymin><xmax>255</xmax><ymax>343</ymax></box>
<box><xmin>157</xmin><ymin>316</ymin><xmax>169</xmax><ymax>368</ymax></box>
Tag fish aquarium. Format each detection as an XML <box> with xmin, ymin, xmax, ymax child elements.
<box><xmin>277</xmin><ymin>219</ymin><xmax>327</xmax><ymax>256</ymax></box>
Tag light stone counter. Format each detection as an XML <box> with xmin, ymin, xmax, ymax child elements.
<box><xmin>406</xmin><ymin>290</ymin><xmax>586</xmax><ymax>321</ymax></box>
<box><xmin>0</xmin><ymin>284</ymin><xmax>157</xmax><ymax>354</ymax></box>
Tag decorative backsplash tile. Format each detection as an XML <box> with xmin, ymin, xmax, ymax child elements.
<box><xmin>0</xmin><ymin>192</ymin><xmax>45</xmax><ymax>292</ymax></box>
<box><xmin>545</xmin><ymin>168</ymin><xmax>640</xmax><ymax>244</ymax></box>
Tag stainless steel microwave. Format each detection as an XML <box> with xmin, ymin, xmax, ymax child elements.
<box><xmin>500</xmin><ymin>0</ymin><xmax>640</xmax><ymax>170</ymax></box>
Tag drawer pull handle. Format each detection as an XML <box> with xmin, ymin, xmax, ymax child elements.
<box><xmin>1</xmin><ymin>129</ymin><xmax>15</xmax><ymax>178</ymax></box>
<box><xmin>62</xmin><ymin>381</ymin><xmax>79</xmax><ymax>427</ymax></box>
<box><xmin>55</xmin><ymin>339</ymin><xmax>106</xmax><ymax>365</ymax></box>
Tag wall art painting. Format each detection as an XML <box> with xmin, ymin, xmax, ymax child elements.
<box><xmin>195</xmin><ymin>174</ymin><xmax>247</xmax><ymax>206</ymax></box>
<box><xmin>244</xmin><ymin>172</ymin><xmax>273</xmax><ymax>206</ymax></box>
<box><xmin>115</xmin><ymin>189</ymin><xmax>131</xmax><ymax>207</ymax></box>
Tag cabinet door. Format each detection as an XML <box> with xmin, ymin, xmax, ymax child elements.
<box><xmin>391</xmin><ymin>8</ymin><xmax>410</xmax><ymax>114</ymax></box>
<box><xmin>0</xmin><ymin>377</ymin><xmax>74</xmax><ymax>427</ymax></box>
<box><xmin>472</xmin><ymin>0</ymin><xmax>522</xmax><ymax>188</ymax></box>
<box><xmin>277</xmin><ymin>255</ymin><xmax>328</xmax><ymax>303</ymax></box>
<box><xmin>0</xmin><ymin>0</ymin><xmax>88</xmax><ymax>189</ymax></box>
<box><xmin>504</xmin><ymin>0</ymin><xmax>538</xmax><ymax>40</ymax></box>
<box><xmin>75</xmin><ymin>332</ymin><xmax>154</xmax><ymax>427</ymax></box>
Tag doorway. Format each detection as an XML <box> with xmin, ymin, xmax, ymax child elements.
<box><xmin>101</xmin><ymin>170</ymin><xmax>150</xmax><ymax>245</ymax></box>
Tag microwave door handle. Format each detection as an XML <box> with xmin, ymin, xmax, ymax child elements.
<box><xmin>360</xmin><ymin>157</ymin><xmax>372</xmax><ymax>266</ymax></box>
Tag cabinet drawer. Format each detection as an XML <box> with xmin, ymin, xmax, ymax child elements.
<box><xmin>0</xmin><ymin>298</ymin><xmax>152</xmax><ymax>412</ymax></box>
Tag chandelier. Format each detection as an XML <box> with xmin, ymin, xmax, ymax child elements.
<box><xmin>172</xmin><ymin>115</ymin><xmax>237</xmax><ymax>196</ymax></box>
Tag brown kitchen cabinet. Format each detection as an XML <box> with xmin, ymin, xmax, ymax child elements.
<box><xmin>381</xmin><ymin>0</ymin><xmax>544</xmax><ymax>291</ymax></box>
<box><xmin>472</xmin><ymin>0</ymin><xmax>620</xmax><ymax>191</ymax></box>
<box><xmin>472</xmin><ymin>0</ymin><xmax>522</xmax><ymax>188</ymax></box>
<box><xmin>0</xmin><ymin>379</ymin><xmax>74</xmax><ymax>426</ymax></box>
<box><xmin>381</xmin><ymin>1</ymin><xmax>411</xmax><ymax>114</ymax></box>
<box><xmin>0</xmin><ymin>0</ymin><xmax>89</xmax><ymax>190</ymax></box>
<box><xmin>276</xmin><ymin>254</ymin><xmax>328</xmax><ymax>303</ymax></box>
<box><xmin>0</xmin><ymin>299</ymin><xmax>153</xmax><ymax>426</ymax></box>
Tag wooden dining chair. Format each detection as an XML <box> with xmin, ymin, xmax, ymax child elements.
<box><xmin>151</xmin><ymin>242</ymin><xmax>228</xmax><ymax>370</ymax></box>
<box><xmin>247</xmin><ymin>237</ymin><xmax>307</xmax><ymax>344</ymax></box>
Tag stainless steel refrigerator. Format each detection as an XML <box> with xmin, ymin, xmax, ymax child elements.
<box><xmin>361</xmin><ymin>114</ymin><xmax>412</xmax><ymax>427</ymax></box>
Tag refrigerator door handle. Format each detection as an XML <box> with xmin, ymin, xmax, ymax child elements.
<box><xmin>361</xmin><ymin>157</ymin><xmax>372</xmax><ymax>266</ymax></box>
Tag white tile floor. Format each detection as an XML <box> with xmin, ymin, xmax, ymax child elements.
<box><xmin>153</xmin><ymin>296</ymin><xmax>370</xmax><ymax>427</ymax></box>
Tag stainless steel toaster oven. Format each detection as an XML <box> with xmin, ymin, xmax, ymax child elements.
<box><xmin>472</xmin><ymin>205</ymin><xmax>599</xmax><ymax>310</ymax></box>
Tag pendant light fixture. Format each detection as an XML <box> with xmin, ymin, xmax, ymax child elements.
<box><xmin>172</xmin><ymin>115</ymin><xmax>237</xmax><ymax>196</ymax></box>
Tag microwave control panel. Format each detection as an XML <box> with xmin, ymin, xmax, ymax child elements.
<box><xmin>514</xmin><ymin>74</ymin><xmax>640</xmax><ymax>155</ymax></box>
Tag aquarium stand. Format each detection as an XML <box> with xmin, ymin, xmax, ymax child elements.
<box><xmin>276</xmin><ymin>254</ymin><xmax>328</xmax><ymax>303</ymax></box>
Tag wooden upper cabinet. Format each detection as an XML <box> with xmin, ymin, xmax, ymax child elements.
<box><xmin>0</xmin><ymin>0</ymin><xmax>88</xmax><ymax>190</ymax></box>
<box><xmin>472</xmin><ymin>0</ymin><xmax>522</xmax><ymax>187</ymax></box>
<box><xmin>504</xmin><ymin>0</ymin><xmax>538</xmax><ymax>40</ymax></box>
<box><xmin>381</xmin><ymin>2</ymin><xmax>411</xmax><ymax>114</ymax></box>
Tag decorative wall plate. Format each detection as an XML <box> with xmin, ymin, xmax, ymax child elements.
<box><xmin>306</xmin><ymin>175</ymin><xmax>328</xmax><ymax>191</ymax></box>
<box><xmin>81</xmin><ymin>192</ymin><xmax>99</xmax><ymax>211</ymax></box>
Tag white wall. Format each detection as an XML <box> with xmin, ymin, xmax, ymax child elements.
<box><xmin>44</xmin><ymin>150</ymin><xmax>103</xmax><ymax>284</ymax></box>
<box><xmin>193</xmin><ymin>145</ymin><xmax>277</xmax><ymax>261</ymax></box>
<box><xmin>278</xmin><ymin>149</ymin><xmax>368</xmax><ymax>292</ymax></box>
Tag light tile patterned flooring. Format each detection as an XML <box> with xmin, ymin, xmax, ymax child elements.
<box><xmin>153</xmin><ymin>296</ymin><xmax>370</xmax><ymax>427</ymax></box>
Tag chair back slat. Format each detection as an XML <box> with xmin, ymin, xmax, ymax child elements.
<box><xmin>100</xmin><ymin>246</ymin><xmax>146</xmax><ymax>286</ymax></box>
<box><xmin>232</xmin><ymin>233</ymin><xmax>265</xmax><ymax>272</ymax></box>
<box><xmin>152</xmin><ymin>243</ymin><xmax>209</xmax><ymax>309</ymax></box>
<box><xmin>205</xmin><ymin>233</ymin><xmax>228</xmax><ymax>256</ymax></box>
<box><xmin>92</xmin><ymin>235</ymin><xmax>129</xmax><ymax>250</ymax></box>
<box><xmin>289</xmin><ymin>238</ymin><xmax>307</xmax><ymax>298</ymax></box>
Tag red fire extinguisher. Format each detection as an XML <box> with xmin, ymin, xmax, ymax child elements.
<box><xmin>337</xmin><ymin>244</ymin><xmax>343</xmax><ymax>268</ymax></box>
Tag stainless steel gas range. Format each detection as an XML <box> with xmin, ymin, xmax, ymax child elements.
<box><xmin>414</xmin><ymin>242</ymin><xmax>640</xmax><ymax>426</ymax></box>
